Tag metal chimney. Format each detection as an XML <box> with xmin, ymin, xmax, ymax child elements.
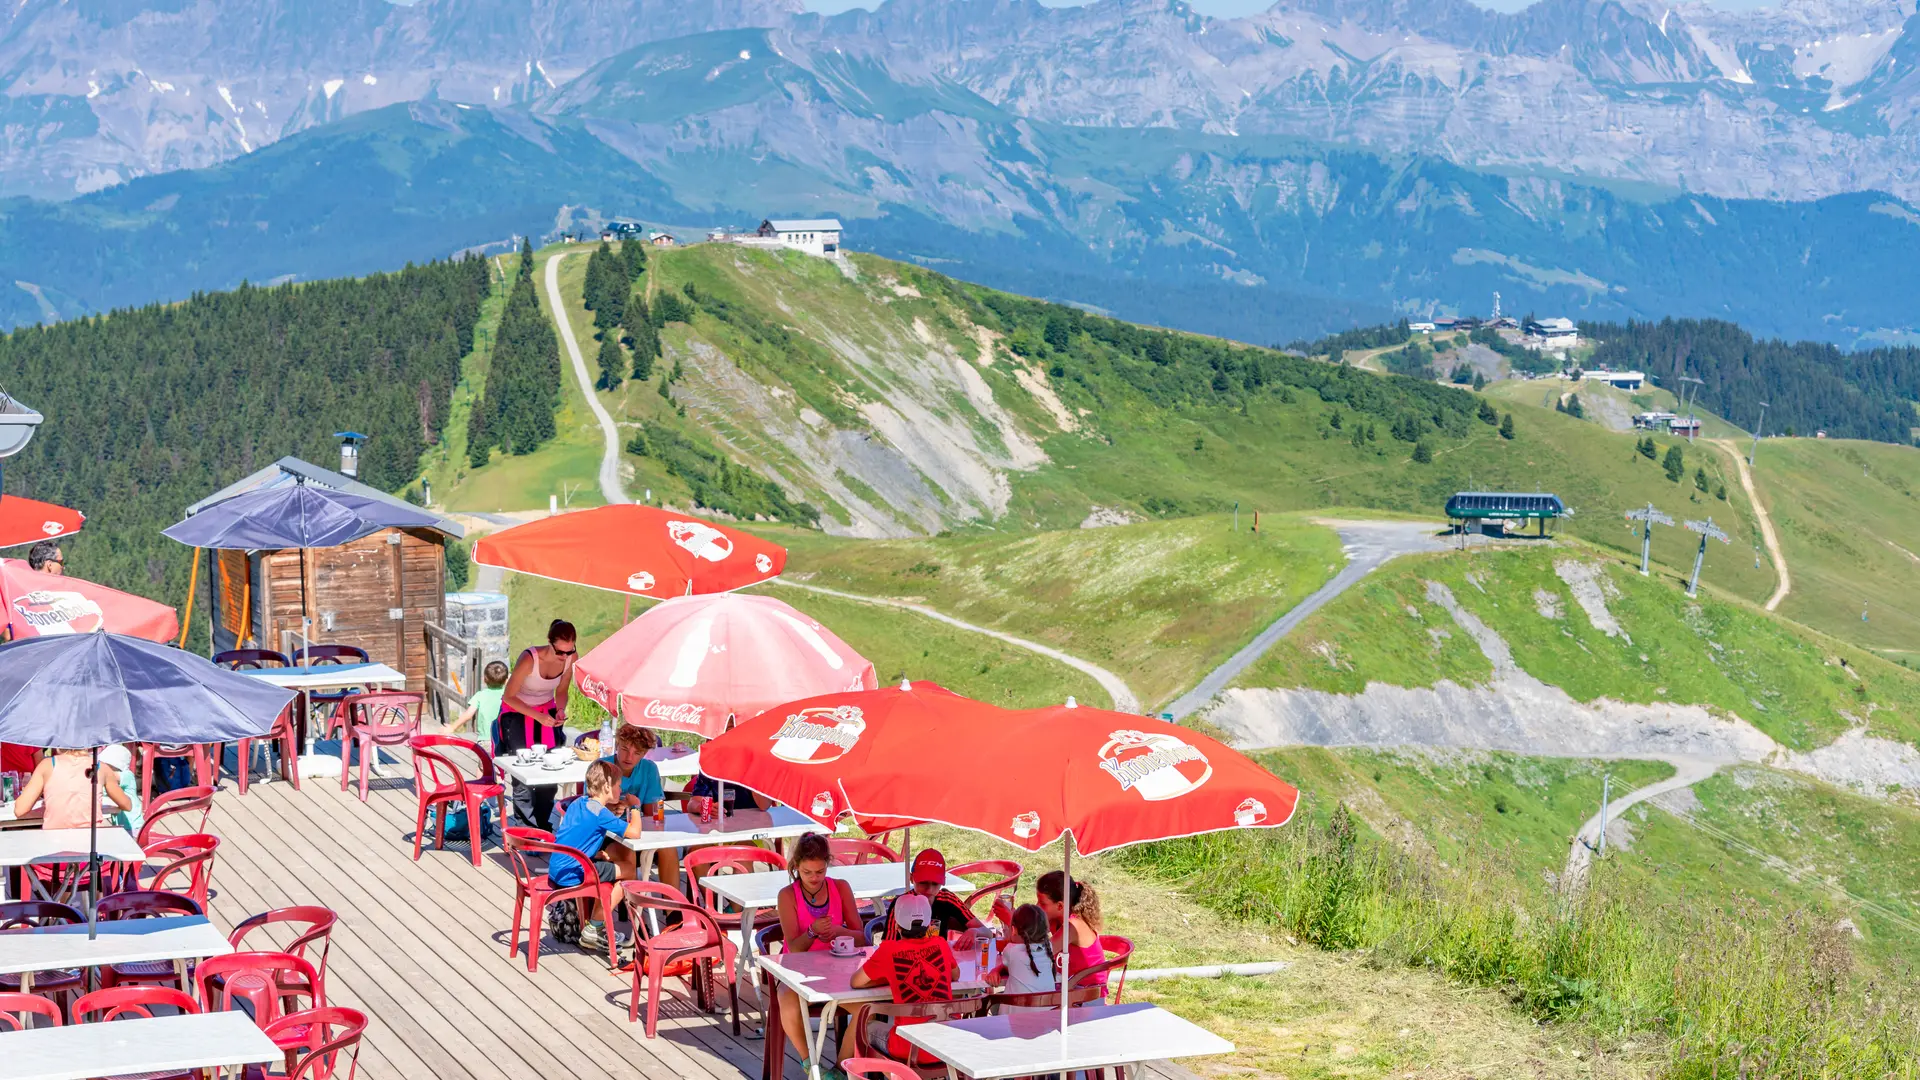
<box><xmin>335</xmin><ymin>431</ymin><xmax>368</xmax><ymax>478</ymax></box>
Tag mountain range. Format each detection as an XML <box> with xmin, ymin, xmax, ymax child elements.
<box><xmin>1</xmin><ymin>0</ymin><xmax>1917</xmax><ymax>343</ymax></box>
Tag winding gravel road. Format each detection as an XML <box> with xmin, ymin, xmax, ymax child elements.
<box><xmin>544</xmin><ymin>251</ymin><xmax>629</xmax><ymax>506</ymax></box>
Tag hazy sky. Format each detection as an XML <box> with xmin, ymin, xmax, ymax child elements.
<box><xmin>804</xmin><ymin>0</ymin><xmax>1780</xmax><ymax>13</ymax></box>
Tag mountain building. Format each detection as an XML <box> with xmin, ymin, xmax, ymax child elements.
<box><xmin>757</xmin><ymin>218</ymin><xmax>842</xmax><ymax>257</ymax></box>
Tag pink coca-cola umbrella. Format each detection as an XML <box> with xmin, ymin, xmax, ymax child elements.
<box><xmin>574</xmin><ymin>592</ymin><xmax>877</xmax><ymax>739</ymax></box>
<box><xmin>0</xmin><ymin>559</ymin><xmax>179</xmax><ymax>642</ymax></box>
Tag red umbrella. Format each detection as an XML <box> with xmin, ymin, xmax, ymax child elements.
<box><xmin>703</xmin><ymin>681</ymin><xmax>1297</xmax><ymax>852</ymax></box>
<box><xmin>471</xmin><ymin>505</ymin><xmax>786</xmax><ymax>598</ymax></box>
<box><xmin>0</xmin><ymin>559</ymin><xmax>179</xmax><ymax>642</ymax></box>
<box><xmin>573</xmin><ymin>593</ymin><xmax>877</xmax><ymax>739</ymax></box>
<box><xmin>0</xmin><ymin>495</ymin><xmax>83</xmax><ymax>550</ymax></box>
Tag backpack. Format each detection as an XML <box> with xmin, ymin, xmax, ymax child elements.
<box><xmin>545</xmin><ymin>898</ymin><xmax>582</xmax><ymax>945</ymax></box>
<box><xmin>425</xmin><ymin>800</ymin><xmax>494</xmax><ymax>844</ymax></box>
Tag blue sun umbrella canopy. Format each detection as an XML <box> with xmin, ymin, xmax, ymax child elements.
<box><xmin>0</xmin><ymin>633</ymin><xmax>296</xmax><ymax>748</ymax></box>
<box><xmin>162</xmin><ymin>482</ymin><xmax>442</xmax><ymax>551</ymax></box>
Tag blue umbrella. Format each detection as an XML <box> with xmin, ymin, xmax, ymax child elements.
<box><xmin>161</xmin><ymin>482</ymin><xmax>440</xmax><ymax>550</ymax></box>
<box><xmin>0</xmin><ymin>633</ymin><xmax>296</xmax><ymax>935</ymax></box>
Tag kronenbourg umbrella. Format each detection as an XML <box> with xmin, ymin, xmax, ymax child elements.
<box><xmin>573</xmin><ymin>593</ymin><xmax>876</xmax><ymax>739</ymax></box>
<box><xmin>0</xmin><ymin>633</ymin><xmax>296</xmax><ymax>936</ymax></box>
<box><xmin>702</xmin><ymin>680</ymin><xmax>1298</xmax><ymax>1038</ymax></box>
<box><xmin>0</xmin><ymin>495</ymin><xmax>83</xmax><ymax>550</ymax></box>
<box><xmin>472</xmin><ymin>505</ymin><xmax>786</xmax><ymax>599</ymax></box>
<box><xmin>0</xmin><ymin>559</ymin><xmax>179</xmax><ymax>642</ymax></box>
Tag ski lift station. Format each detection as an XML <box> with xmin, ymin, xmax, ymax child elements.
<box><xmin>1445</xmin><ymin>491</ymin><xmax>1567</xmax><ymax>537</ymax></box>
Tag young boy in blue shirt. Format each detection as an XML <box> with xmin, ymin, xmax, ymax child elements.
<box><xmin>598</xmin><ymin>724</ymin><xmax>679</xmax><ymax>893</ymax></box>
<box><xmin>549</xmin><ymin>760</ymin><xmax>645</xmax><ymax>954</ymax></box>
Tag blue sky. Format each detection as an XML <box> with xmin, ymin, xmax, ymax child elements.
<box><xmin>803</xmin><ymin>0</ymin><xmax>1778</xmax><ymax>13</ymax></box>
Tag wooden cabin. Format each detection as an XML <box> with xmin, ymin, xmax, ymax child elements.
<box><xmin>186</xmin><ymin>456</ymin><xmax>463</xmax><ymax>693</ymax></box>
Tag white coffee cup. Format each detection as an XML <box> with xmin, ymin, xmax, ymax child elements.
<box><xmin>829</xmin><ymin>936</ymin><xmax>856</xmax><ymax>957</ymax></box>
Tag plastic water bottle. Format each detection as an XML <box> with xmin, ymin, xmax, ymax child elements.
<box><xmin>600</xmin><ymin>715</ymin><xmax>615</xmax><ymax>757</ymax></box>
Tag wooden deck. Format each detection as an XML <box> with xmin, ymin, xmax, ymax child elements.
<box><xmin>201</xmin><ymin>756</ymin><xmax>1198</xmax><ymax>1080</ymax></box>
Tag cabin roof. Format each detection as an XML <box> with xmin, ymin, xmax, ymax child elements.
<box><xmin>186</xmin><ymin>456</ymin><xmax>464</xmax><ymax>538</ymax></box>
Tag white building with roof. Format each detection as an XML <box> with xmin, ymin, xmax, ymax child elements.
<box><xmin>757</xmin><ymin>218</ymin><xmax>842</xmax><ymax>257</ymax></box>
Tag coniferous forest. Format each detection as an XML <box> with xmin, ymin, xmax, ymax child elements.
<box><xmin>466</xmin><ymin>239</ymin><xmax>562</xmax><ymax>467</ymax></box>
<box><xmin>0</xmin><ymin>257</ymin><xmax>490</xmax><ymax>621</ymax></box>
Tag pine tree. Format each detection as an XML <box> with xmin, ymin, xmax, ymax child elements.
<box><xmin>1412</xmin><ymin>439</ymin><xmax>1433</xmax><ymax>463</ymax></box>
<box><xmin>596</xmin><ymin>335</ymin><xmax>626</xmax><ymax>391</ymax></box>
<box><xmin>624</xmin><ymin>296</ymin><xmax>658</xmax><ymax>381</ymax></box>
<box><xmin>1695</xmin><ymin>467</ymin><xmax>1711</xmax><ymax>493</ymax></box>
<box><xmin>1500</xmin><ymin>413</ymin><xmax>1515</xmax><ymax>440</ymax></box>
<box><xmin>517</xmin><ymin>236</ymin><xmax>535</xmax><ymax>281</ymax></box>
<box><xmin>1478</xmin><ymin>400</ymin><xmax>1499</xmax><ymax>424</ymax></box>
<box><xmin>622</xmin><ymin>239</ymin><xmax>648</xmax><ymax>281</ymax></box>
<box><xmin>1472</xmin><ymin>372</ymin><xmax>1486</xmax><ymax>391</ymax></box>
<box><xmin>1664</xmin><ymin>444</ymin><xmax>1686</xmax><ymax>482</ymax></box>
<box><xmin>1638</xmin><ymin>435</ymin><xmax>1658</xmax><ymax>460</ymax></box>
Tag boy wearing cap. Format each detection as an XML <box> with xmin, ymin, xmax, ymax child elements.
<box><xmin>850</xmin><ymin>892</ymin><xmax>958</xmax><ymax>1064</ymax></box>
<box><xmin>879</xmin><ymin>849</ymin><xmax>982</xmax><ymax>944</ymax></box>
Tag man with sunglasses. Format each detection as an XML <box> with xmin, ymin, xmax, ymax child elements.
<box><xmin>497</xmin><ymin>618</ymin><xmax>579</xmax><ymax>830</ymax></box>
<box><xmin>26</xmin><ymin>541</ymin><xmax>62</xmax><ymax>575</ymax></box>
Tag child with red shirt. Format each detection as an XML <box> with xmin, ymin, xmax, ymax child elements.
<box><xmin>848</xmin><ymin>892</ymin><xmax>957</xmax><ymax>1065</ymax></box>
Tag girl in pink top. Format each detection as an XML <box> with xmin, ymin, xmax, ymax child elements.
<box><xmin>12</xmin><ymin>747</ymin><xmax>132</xmax><ymax>829</ymax></box>
<box><xmin>773</xmin><ymin>833</ymin><xmax>867</xmax><ymax>1063</ymax></box>
<box><xmin>1037</xmin><ymin>870</ymin><xmax>1109</xmax><ymax>998</ymax></box>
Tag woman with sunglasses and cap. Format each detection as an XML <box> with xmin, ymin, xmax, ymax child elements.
<box><xmin>497</xmin><ymin>619</ymin><xmax>579</xmax><ymax>831</ymax></box>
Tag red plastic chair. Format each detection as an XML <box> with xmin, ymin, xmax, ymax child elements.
<box><xmin>134</xmin><ymin>833</ymin><xmax>219</xmax><ymax>909</ymax></box>
<box><xmin>623</xmin><ymin>882</ymin><xmax>737</xmax><ymax>1038</ymax></box>
<box><xmin>197</xmin><ymin>951</ymin><xmax>321</xmax><ymax>1026</ymax></box>
<box><xmin>0</xmin><ymin>991</ymin><xmax>62</xmax><ymax>1030</ymax></box>
<box><xmin>234</xmin><ymin>701</ymin><xmax>302</xmax><ymax>795</ymax></box>
<box><xmin>137</xmin><ymin>743</ymin><xmax>215</xmax><ymax>808</ymax></box>
<box><xmin>137</xmin><ymin>786</ymin><xmax>215</xmax><ymax>846</ymax></box>
<box><xmin>73</xmin><ymin>985</ymin><xmax>200</xmax><ymax>1021</ymax></box>
<box><xmin>409</xmin><ymin>735</ymin><xmax>507</xmax><ymax>868</ymax></box>
<box><xmin>0</xmin><ymin>901</ymin><xmax>84</xmax><ymax>1012</ymax></box>
<box><xmin>338</xmin><ymin>692</ymin><xmax>423</xmax><ymax>801</ymax></box>
<box><xmin>843</xmin><ymin>1059</ymin><xmax>923</xmax><ymax>1080</ymax></box>
<box><xmin>951</xmin><ymin>859</ymin><xmax>1022</xmax><ymax>925</ymax></box>
<box><xmin>249</xmin><ymin>1006</ymin><xmax>368</xmax><ymax>1080</ymax></box>
<box><xmin>1067</xmin><ymin>933</ymin><xmax>1134</xmax><ymax>1003</ymax></box>
<box><xmin>296</xmin><ymin>645</ymin><xmax>372</xmax><ymax>745</ymax></box>
<box><xmin>97</xmin><ymin>890</ymin><xmax>204</xmax><ymax>990</ymax></box>
<box><xmin>502</xmin><ymin>827</ymin><xmax>619</xmax><ymax>972</ymax></box>
<box><xmin>227</xmin><ymin>907</ymin><xmax>335</xmax><ymax>1005</ymax></box>
<box><xmin>828</xmin><ymin>838</ymin><xmax>899</xmax><ymax>867</ymax></box>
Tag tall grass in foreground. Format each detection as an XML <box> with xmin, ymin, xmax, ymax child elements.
<box><xmin>1113</xmin><ymin>806</ymin><xmax>1920</xmax><ymax>1078</ymax></box>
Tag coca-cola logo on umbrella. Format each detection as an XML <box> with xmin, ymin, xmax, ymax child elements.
<box><xmin>12</xmin><ymin>590</ymin><xmax>105</xmax><ymax>635</ymax></box>
<box><xmin>668</xmin><ymin>520</ymin><xmax>733</xmax><ymax>563</ymax></box>
<box><xmin>1096</xmin><ymin>729</ymin><xmax>1213</xmax><ymax>802</ymax></box>
<box><xmin>641</xmin><ymin>700</ymin><xmax>706</xmax><ymax>729</ymax></box>
<box><xmin>769</xmin><ymin>705</ymin><xmax>866</xmax><ymax>764</ymax></box>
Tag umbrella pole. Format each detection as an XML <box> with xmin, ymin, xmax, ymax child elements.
<box><xmin>1059</xmin><ymin>836</ymin><xmax>1071</xmax><ymax>1043</ymax></box>
<box><xmin>87</xmin><ymin>747</ymin><xmax>100</xmax><ymax>940</ymax></box>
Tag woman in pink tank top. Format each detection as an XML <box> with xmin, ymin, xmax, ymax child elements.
<box><xmin>773</xmin><ymin>834</ymin><xmax>868</xmax><ymax>1063</ymax></box>
<box><xmin>1038</xmin><ymin>870</ymin><xmax>1110</xmax><ymax>998</ymax></box>
<box><xmin>11</xmin><ymin>747</ymin><xmax>132</xmax><ymax>829</ymax></box>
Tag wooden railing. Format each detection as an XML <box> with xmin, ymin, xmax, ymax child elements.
<box><xmin>424</xmin><ymin>621</ymin><xmax>481</xmax><ymax>727</ymax></box>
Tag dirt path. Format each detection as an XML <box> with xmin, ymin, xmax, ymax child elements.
<box><xmin>1716</xmin><ymin>439</ymin><xmax>1787</xmax><ymax>610</ymax></box>
<box><xmin>770</xmin><ymin>579</ymin><xmax>1139</xmax><ymax>713</ymax></box>
<box><xmin>544</xmin><ymin>251</ymin><xmax>629</xmax><ymax>506</ymax></box>
<box><xmin>1561</xmin><ymin>756</ymin><xmax>1720</xmax><ymax>892</ymax></box>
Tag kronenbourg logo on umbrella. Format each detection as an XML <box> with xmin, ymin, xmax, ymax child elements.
<box><xmin>1234</xmin><ymin>797</ymin><xmax>1268</xmax><ymax>826</ymax></box>
<box><xmin>1010</xmin><ymin>811</ymin><xmax>1041</xmax><ymax>839</ymax></box>
<box><xmin>40</xmin><ymin>521</ymin><xmax>63</xmax><ymax>536</ymax></box>
<box><xmin>13</xmin><ymin>590</ymin><xmax>104</xmax><ymax>635</ymax></box>
<box><xmin>668</xmin><ymin>520</ymin><xmax>733</xmax><ymax>562</ymax></box>
<box><xmin>626</xmin><ymin>570</ymin><xmax>656</xmax><ymax>592</ymax></box>
<box><xmin>755</xmin><ymin>553</ymin><xmax>772</xmax><ymax>573</ymax></box>
<box><xmin>769</xmin><ymin>705</ymin><xmax>866</xmax><ymax>764</ymax></box>
<box><xmin>810</xmin><ymin>791</ymin><xmax>837</xmax><ymax>819</ymax></box>
<box><xmin>1097</xmin><ymin>729</ymin><xmax>1212</xmax><ymax>802</ymax></box>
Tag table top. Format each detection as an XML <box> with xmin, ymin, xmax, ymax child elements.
<box><xmin>0</xmin><ymin>914</ymin><xmax>232</xmax><ymax>975</ymax></box>
<box><xmin>238</xmin><ymin>661</ymin><xmax>408</xmax><ymax>690</ymax></box>
<box><xmin>1</xmin><ymin>1010</ymin><xmax>281</xmax><ymax>1080</ymax></box>
<box><xmin>701</xmin><ymin>863</ymin><xmax>972</xmax><ymax>911</ymax></box>
<box><xmin>757</xmin><ymin>944</ymin><xmax>989</xmax><ymax>1006</ymax></box>
<box><xmin>897</xmin><ymin>1003</ymin><xmax>1234</xmax><ymax>1079</ymax></box>
<box><xmin>0</xmin><ymin>826</ymin><xmax>144</xmax><ymax>867</ymax></box>
<box><xmin>503</xmin><ymin>745</ymin><xmax>702</xmax><ymax>786</ymax></box>
<box><xmin>612</xmin><ymin>806</ymin><xmax>819</xmax><ymax>853</ymax></box>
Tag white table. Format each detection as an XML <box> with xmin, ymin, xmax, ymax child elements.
<box><xmin>2</xmin><ymin>1010</ymin><xmax>281</xmax><ymax>1080</ymax></box>
<box><xmin>502</xmin><ymin>745</ymin><xmax>703</xmax><ymax>789</ymax></box>
<box><xmin>0</xmin><ymin>914</ymin><xmax>232</xmax><ymax>994</ymax></box>
<box><xmin>899</xmin><ymin>1002</ymin><xmax>1235</xmax><ymax>1080</ymax></box>
<box><xmin>612</xmin><ymin>806</ymin><xmax>819</xmax><ymax>855</ymax></box>
<box><xmin>237</xmin><ymin>661</ymin><xmax>408</xmax><ymax>692</ymax></box>
<box><xmin>0</xmin><ymin>827</ymin><xmax>145</xmax><ymax>903</ymax></box>
<box><xmin>759</xmin><ymin>945</ymin><xmax>989</xmax><ymax>1080</ymax></box>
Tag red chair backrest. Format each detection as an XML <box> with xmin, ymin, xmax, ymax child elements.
<box><xmin>502</xmin><ymin>827</ymin><xmax>555</xmax><ymax>888</ymax></box>
<box><xmin>143</xmin><ymin>833</ymin><xmax>219</xmax><ymax>907</ymax></box>
<box><xmin>197</xmin><ymin>951</ymin><xmax>320</xmax><ymax>1023</ymax></box>
<box><xmin>262</xmin><ymin>1006</ymin><xmax>367</xmax><ymax>1080</ymax></box>
<box><xmin>294</xmin><ymin>646</ymin><xmax>369</xmax><ymax>666</ymax></box>
<box><xmin>827</xmin><ymin>838</ymin><xmax>898</xmax><ymax>867</ymax></box>
<box><xmin>214</xmin><ymin>649</ymin><xmax>290</xmax><ymax>670</ymax></box>
<box><xmin>0</xmin><ymin>992</ymin><xmax>62</xmax><ymax>1030</ymax></box>
<box><xmin>139</xmin><ymin>786</ymin><xmax>214</xmax><ymax>845</ymax></box>
<box><xmin>344</xmin><ymin>692</ymin><xmax>423</xmax><ymax>739</ymax></box>
<box><xmin>73</xmin><ymin>986</ymin><xmax>200</xmax><ymax>1022</ymax></box>
<box><xmin>230</xmin><ymin>907</ymin><xmax>336</xmax><ymax>998</ymax></box>
<box><xmin>1067</xmin><ymin>933</ymin><xmax>1134</xmax><ymax>1002</ymax></box>
<box><xmin>950</xmin><ymin>859</ymin><xmax>1022</xmax><ymax>920</ymax></box>
<box><xmin>409</xmin><ymin>734</ymin><xmax>496</xmax><ymax>794</ymax></box>
<box><xmin>0</xmin><ymin>900</ymin><xmax>81</xmax><ymax>930</ymax></box>
<box><xmin>842</xmin><ymin>1059</ymin><xmax>921</xmax><ymax>1080</ymax></box>
<box><xmin>624</xmin><ymin>881</ymin><xmax>726</xmax><ymax>945</ymax></box>
<box><xmin>503</xmin><ymin>828</ymin><xmax>601</xmax><ymax>891</ymax></box>
<box><xmin>96</xmin><ymin>890</ymin><xmax>202</xmax><ymax>920</ymax></box>
<box><xmin>681</xmin><ymin>846</ymin><xmax>787</xmax><ymax>914</ymax></box>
